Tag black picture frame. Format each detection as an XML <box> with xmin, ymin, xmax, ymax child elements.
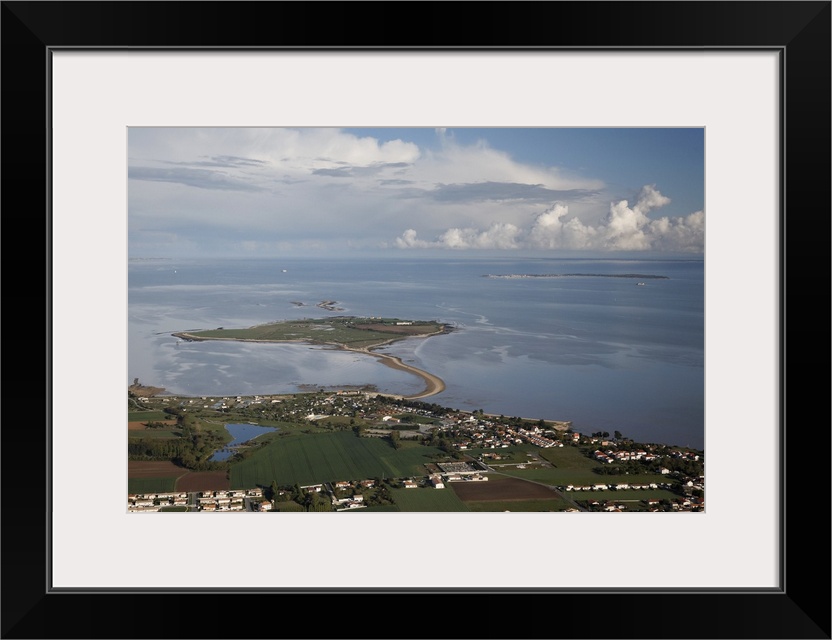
<box><xmin>2</xmin><ymin>2</ymin><xmax>829</xmax><ymax>638</ymax></box>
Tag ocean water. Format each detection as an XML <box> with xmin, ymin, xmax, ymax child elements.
<box><xmin>128</xmin><ymin>256</ymin><xmax>704</xmax><ymax>449</ymax></box>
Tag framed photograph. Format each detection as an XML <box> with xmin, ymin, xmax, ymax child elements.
<box><xmin>4</xmin><ymin>1</ymin><xmax>829</xmax><ymax>638</ymax></box>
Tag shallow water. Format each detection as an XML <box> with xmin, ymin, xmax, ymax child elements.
<box><xmin>130</xmin><ymin>256</ymin><xmax>704</xmax><ymax>448</ymax></box>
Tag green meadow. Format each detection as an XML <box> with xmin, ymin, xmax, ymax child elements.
<box><xmin>230</xmin><ymin>431</ymin><xmax>443</xmax><ymax>489</ymax></box>
<box><xmin>180</xmin><ymin>317</ymin><xmax>445</xmax><ymax>350</ymax></box>
<box><xmin>389</xmin><ymin>487</ymin><xmax>470</xmax><ymax>512</ymax></box>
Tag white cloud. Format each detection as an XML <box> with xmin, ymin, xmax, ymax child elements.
<box><xmin>395</xmin><ymin>186</ymin><xmax>704</xmax><ymax>253</ymax></box>
<box><xmin>396</xmin><ymin>223</ymin><xmax>522</xmax><ymax>250</ymax></box>
<box><xmin>130</xmin><ymin>129</ymin><xmax>702</xmax><ymax>257</ymax></box>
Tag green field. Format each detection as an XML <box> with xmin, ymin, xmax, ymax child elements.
<box><xmin>230</xmin><ymin>431</ymin><xmax>443</xmax><ymax>489</ymax></box>
<box><xmin>179</xmin><ymin>317</ymin><xmax>446</xmax><ymax>350</ymax></box>
<box><xmin>393</xmin><ymin>414</ymin><xmax>441</xmax><ymax>425</ymax></box>
<box><xmin>128</xmin><ymin>430</ymin><xmax>182</xmax><ymax>439</ymax></box>
<box><xmin>575</xmin><ymin>489</ymin><xmax>678</xmax><ymax>503</ymax></box>
<box><xmin>128</xmin><ymin>477</ymin><xmax>177</xmax><ymax>494</ymax></box>
<box><xmin>470</xmin><ymin>444</ymin><xmax>537</xmax><ymax>464</ymax></box>
<box><xmin>498</xmin><ymin>465</ymin><xmax>667</xmax><ymax>487</ymax></box>
<box><xmin>487</xmin><ymin>446</ymin><xmax>666</xmax><ymax>487</ymax></box>
<box><xmin>538</xmin><ymin>445</ymin><xmax>604</xmax><ymax>470</ymax></box>
<box><xmin>390</xmin><ymin>487</ymin><xmax>470</xmax><ymax>512</ymax></box>
<box><xmin>128</xmin><ymin>410</ymin><xmax>170</xmax><ymax>421</ymax></box>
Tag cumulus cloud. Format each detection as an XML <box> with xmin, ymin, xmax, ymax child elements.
<box><xmin>397</xmin><ymin>223</ymin><xmax>521</xmax><ymax>250</ymax></box>
<box><xmin>395</xmin><ymin>186</ymin><xmax>704</xmax><ymax>253</ymax></box>
<box><xmin>129</xmin><ymin>128</ymin><xmax>702</xmax><ymax>257</ymax></box>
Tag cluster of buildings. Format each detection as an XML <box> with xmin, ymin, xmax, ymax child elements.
<box><xmin>582</xmin><ymin>496</ymin><xmax>705</xmax><ymax>512</ymax></box>
<box><xmin>128</xmin><ymin>488</ymin><xmax>272</xmax><ymax>512</ymax></box>
<box><xmin>197</xmin><ymin>489</ymin><xmax>261</xmax><ymax>512</ymax></box>
<box><xmin>510</xmin><ymin>425</ymin><xmax>564</xmax><ymax>448</ymax></box>
<box><xmin>564</xmin><ymin>482</ymin><xmax>664</xmax><ymax>492</ymax></box>
<box><xmin>128</xmin><ymin>492</ymin><xmax>189</xmax><ymax>512</ymax></box>
<box><xmin>593</xmin><ymin>448</ymin><xmax>659</xmax><ymax>464</ymax></box>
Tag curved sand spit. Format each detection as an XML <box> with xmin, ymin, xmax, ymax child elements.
<box><xmin>350</xmin><ymin>347</ymin><xmax>445</xmax><ymax>399</ymax></box>
<box><xmin>174</xmin><ymin>332</ymin><xmax>446</xmax><ymax>399</ymax></box>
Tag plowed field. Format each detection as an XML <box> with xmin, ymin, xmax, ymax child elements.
<box><xmin>128</xmin><ymin>460</ymin><xmax>187</xmax><ymax>478</ymax></box>
<box><xmin>449</xmin><ymin>475</ymin><xmax>557</xmax><ymax>501</ymax></box>
<box><xmin>176</xmin><ymin>471</ymin><xmax>231</xmax><ymax>492</ymax></box>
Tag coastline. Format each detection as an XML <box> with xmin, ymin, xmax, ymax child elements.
<box><xmin>348</xmin><ymin>346</ymin><xmax>445</xmax><ymax>399</ymax></box>
<box><xmin>172</xmin><ymin>329</ymin><xmax>447</xmax><ymax>399</ymax></box>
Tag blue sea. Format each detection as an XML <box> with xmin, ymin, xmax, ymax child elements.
<box><xmin>128</xmin><ymin>256</ymin><xmax>704</xmax><ymax>449</ymax></box>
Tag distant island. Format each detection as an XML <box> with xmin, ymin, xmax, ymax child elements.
<box><xmin>483</xmin><ymin>273</ymin><xmax>669</xmax><ymax>279</ymax></box>
<box><xmin>172</xmin><ymin>317</ymin><xmax>452</xmax><ymax>399</ymax></box>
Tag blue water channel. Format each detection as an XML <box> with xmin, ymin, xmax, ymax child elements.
<box><xmin>209</xmin><ymin>423</ymin><xmax>278</xmax><ymax>461</ymax></box>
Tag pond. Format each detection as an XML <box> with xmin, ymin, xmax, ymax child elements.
<box><xmin>209</xmin><ymin>423</ymin><xmax>278</xmax><ymax>461</ymax></box>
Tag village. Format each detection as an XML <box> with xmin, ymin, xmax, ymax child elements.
<box><xmin>130</xmin><ymin>389</ymin><xmax>705</xmax><ymax>513</ymax></box>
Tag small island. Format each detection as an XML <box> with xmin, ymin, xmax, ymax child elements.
<box><xmin>173</xmin><ymin>317</ymin><xmax>452</xmax><ymax>399</ymax></box>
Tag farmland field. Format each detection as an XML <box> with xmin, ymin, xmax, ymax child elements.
<box><xmin>176</xmin><ymin>471</ymin><xmax>231</xmax><ymax>492</ymax></box>
<box><xmin>128</xmin><ymin>461</ymin><xmax>188</xmax><ymax>494</ymax></box>
<box><xmin>230</xmin><ymin>431</ymin><xmax>442</xmax><ymax>489</ymax></box>
<box><xmin>127</xmin><ymin>429</ymin><xmax>182</xmax><ymax>439</ymax></box>
<box><xmin>466</xmin><ymin>498</ymin><xmax>573</xmax><ymax>512</ymax></box>
<box><xmin>448</xmin><ymin>474</ymin><xmax>558</xmax><ymax>501</ymax></box>
<box><xmin>128</xmin><ymin>460</ymin><xmax>188</xmax><ymax>478</ymax></box>
<box><xmin>128</xmin><ymin>477</ymin><xmax>177</xmax><ymax>494</ymax></box>
<box><xmin>574</xmin><ymin>489</ymin><xmax>678</xmax><ymax>502</ymax></box>
<box><xmin>389</xmin><ymin>487</ymin><xmax>470</xmax><ymax>512</ymax></box>
<box><xmin>469</xmin><ymin>444</ymin><xmax>537</xmax><ymax>465</ymax></box>
<box><xmin>492</xmin><ymin>447</ymin><xmax>668</xmax><ymax>486</ymax></box>
<box><xmin>128</xmin><ymin>411</ymin><xmax>170</xmax><ymax>422</ymax></box>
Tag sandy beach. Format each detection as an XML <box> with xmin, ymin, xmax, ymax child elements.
<box><xmin>350</xmin><ymin>347</ymin><xmax>445</xmax><ymax>399</ymax></box>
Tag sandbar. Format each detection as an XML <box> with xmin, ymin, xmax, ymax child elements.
<box><xmin>173</xmin><ymin>330</ymin><xmax>447</xmax><ymax>399</ymax></box>
<box><xmin>348</xmin><ymin>347</ymin><xmax>445</xmax><ymax>399</ymax></box>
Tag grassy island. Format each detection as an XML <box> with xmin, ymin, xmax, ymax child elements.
<box><xmin>173</xmin><ymin>316</ymin><xmax>450</xmax><ymax>349</ymax></box>
<box><xmin>172</xmin><ymin>317</ymin><xmax>452</xmax><ymax>399</ymax></box>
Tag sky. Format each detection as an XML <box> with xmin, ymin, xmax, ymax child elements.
<box><xmin>128</xmin><ymin>127</ymin><xmax>704</xmax><ymax>259</ymax></box>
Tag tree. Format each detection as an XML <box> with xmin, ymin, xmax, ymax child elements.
<box><xmin>614</xmin><ymin>430</ymin><xmax>623</xmax><ymax>440</ymax></box>
<box><xmin>390</xmin><ymin>430</ymin><xmax>401</xmax><ymax>449</ymax></box>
